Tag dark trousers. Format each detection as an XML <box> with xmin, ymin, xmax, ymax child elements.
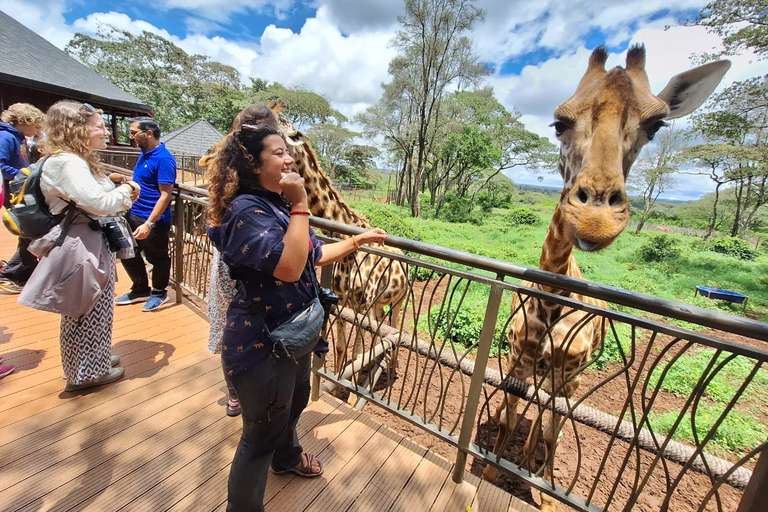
<box><xmin>221</xmin><ymin>356</ymin><xmax>238</xmax><ymax>400</ymax></box>
<box><xmin>0</xmin><ymin>236</ymin><xmax>37</xmax><ymax>284</ymax></box>
<box><xmin>120</xmin><ymin>212</ymin><xmax>171</xmax><ymax>296</ymax></box>
<box><xmin>3</xmin><ymin>179</ymin><xmax>11</xmax><ymax>208</ymax></box>
<box><xmin>226</xmin><ymin>353</ymin><xmax>311</xmax><ymax>512</ymax></box>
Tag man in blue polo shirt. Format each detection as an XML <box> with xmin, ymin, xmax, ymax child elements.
<box><xmin>115</xmin><ymin>117</ymin><xmax>177</xmax><ymax>312</ymax></box>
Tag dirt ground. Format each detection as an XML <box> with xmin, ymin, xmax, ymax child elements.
<box><xmin>324</xmin><ymin>302</ymin><xmax>762</xmax><ymax>512</ymax></box>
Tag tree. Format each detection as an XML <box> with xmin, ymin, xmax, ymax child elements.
<box><xmin>66</xmin><ymin>26</ymin><xmax>245</xmax><ymax>133</ymax></box>
<box><xmin>388</xmin><ymin>0</ymin><xmax>491</xmax><ymax>217</ymax></box>
<box><xmin>687</xmin><ymin>0</ymin><xmax>768</xmax><ymax>60</ymax></box>
<box><xmin>687</xmin><ymin>80</ymin><xmax>768</xmax><ymax>237</ymax></box>
<box><xmin>438</xmin><ymin>90</ymin><xmax>557</xmax><ymax>212</ymax></box>
<box><xmin>337</xmin><ymin>145</ymin><xmax>380</xmax><ymax>187</ymax></box>
<box><xmin>250</xmin><ymin>84</ymin><xmax>347</xmax><ymax>127</ymax></box>
<box><xmin>628</xmin><ymin>127</ymin><xmax>684</xmax><ymax>234</ymax></box>
<box><xmin>306</xmin><ymin>124</ymin><xmax>357</xmax><ymax>178</ymax></box>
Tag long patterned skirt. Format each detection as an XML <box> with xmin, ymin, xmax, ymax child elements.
<box><xmin>207</xmin><ymin>249</ymin><xmax>237</xmax><ymax>355</ymax></box>
<box><xmin>60</xmin><ymin>259</ymin><xmax>116</xmax><ymax>385</ymax></box>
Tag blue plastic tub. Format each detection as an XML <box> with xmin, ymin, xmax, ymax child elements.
<box><xmin>695</xmin><ymin>286</ymin><xmax>748</xmax><ymax>305</ymax></box>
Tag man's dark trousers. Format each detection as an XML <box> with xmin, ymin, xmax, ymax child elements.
<box><xmin>121</xmin><ymin>212</ymin><xmax>171</xmax><ymax>296</ymax></box>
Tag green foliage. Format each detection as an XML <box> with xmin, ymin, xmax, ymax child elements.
<box><xmin>66</xmin><ymin>26</ymin><xmax>245</xmax><ymax>133</ymax></box>
<box><xmin>593</xmin><ymin>322</ymin><xmax>633</xmax><ymax>369</ymax></box>
<box><xmin>648</xmin><ymin>349</ymin><xmax>768</xmax><ymax>404</ymax></box>
<box><xmin>704</xmin><ymin>236</ymin><xmax>759</xmax><ymax>260</ymax></box>
<box><xmin>428</xmin><ymin>290</ymin><xmax>508</xmax><ymax>357</ymax></box>
<box><xmin>508</xmin><ymin>208</ymin><xmax>540</xmax><ymax>226</ymax></box>
<box><xmin>348</xmin><ymin>202</ymin><xmax>420</xmax><ymax>241</ymax></box>
<box><xmin>648</xmin><ymin>405</ymin><xmax>767</xmax><ymax>457</ymax></box>
<box><xmin>639</xmin><ymin>234</ymin><xmax>682</xmax><ymax>262</ymax></box>
<box><xmin>476</xmin><ymin>192</ymin><xmax>509</xmax><ymax>212</ymax></box>
<box><xmin>251</xmin><ymin>84</ymin><xmax>347</xmax><ymax>126</ymax></box>
<box><xmin>441</xmin><ymin>195</ymin><xmax>483</xmax><ymax>225</ymax></box>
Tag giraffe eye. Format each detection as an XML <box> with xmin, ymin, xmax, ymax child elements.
<box><xmin>550</xmin><ymin>119</ymin><xmax>572</xmax><ymax>138</ymax></box>
<box><xmin>645</xmin><ymin>120</ymin><xmax>668</xmax><ymax>141</ymax></box>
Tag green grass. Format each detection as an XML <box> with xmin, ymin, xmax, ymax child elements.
<box><xmin>648</xmin><ymin>405</ymin><xmax>768</xmax><ymax>458</ymax></box>
<box><xmin>647</xmin><ymin>349</ymin><xmax>768</xmax><ymax>405</ymax></box>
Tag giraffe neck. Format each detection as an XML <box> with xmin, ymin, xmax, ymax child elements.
<box><xmin>298</xmin><ymin>145</ymin><xmax>372</xmax><ymax>228</ymax></box>
<box><xmin>538</xmin><ymin>200</ymin><xmax>582</xmax><ymax>297</ymax></box>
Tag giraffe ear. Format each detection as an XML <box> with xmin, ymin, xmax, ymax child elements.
<box><xmin>657</xmin><ymin>60</ymin><xmax>731</xmax><ymax>120</ymax></box>
<box><xmin>285</xmin><ymin>129</ymin><xmax>308</xmax><ymax>147</ymax></box>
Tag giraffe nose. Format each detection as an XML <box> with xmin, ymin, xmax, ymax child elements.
<box><xmin>573</xmin><ymin>186</ymin><xmax>626</xmax><ymax>209</ymax></box>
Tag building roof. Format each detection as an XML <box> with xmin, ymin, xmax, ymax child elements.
<box><xmin>162</xmin><ymin>118</ymin><xmax>224</xmax><ymax>156</ymax></box>
<box><xmin>0</xmin><ymin>10</ymin><xmax>152</xmax><ymax>116</ymax></box>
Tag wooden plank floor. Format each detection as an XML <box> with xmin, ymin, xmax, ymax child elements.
<box><xmin>0</xmin><ymin>229</ymin><xmax>534</xmax><ymax>512</ymax></box>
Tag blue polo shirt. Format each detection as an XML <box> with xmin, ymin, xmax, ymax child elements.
<box><xmin>130</xmin><ymin>142</ymin><xmax>177</xmax><ymax>223</ymax></box>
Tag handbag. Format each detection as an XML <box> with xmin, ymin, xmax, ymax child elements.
<box><xmin>267</xmin><ymin>257</ymin><xmax>327</xmax><ymax>362</ymax></box>
<box><xmin>268</xmin><ymin>296</ymin><xmax>324</xmax><ymax>362</ymax></box>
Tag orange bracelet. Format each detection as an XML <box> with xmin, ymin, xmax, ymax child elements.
<box><xmin>352</xmin><ymin>235</ymin><xmax>360</xmax><ymax>249</ymax></box>
<box><xmin>289</xmin><ymin>210</ymin><xmax>310</xmax><ymax>216</ymax></box>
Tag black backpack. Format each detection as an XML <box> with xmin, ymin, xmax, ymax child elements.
<box><xmin>2</xmin><ymin>153</ymin><xmax>76</xmax><ymax>241</ymax></box>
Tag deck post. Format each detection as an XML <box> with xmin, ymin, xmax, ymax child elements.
<box><xmin>737</xmin><ymin>445</ymin><xmax>768</xmax><ymax>512</ymax></box>
<box><xmin>173</xmin><ymin>187</ymin><xmax>183</xmax><ymax>304</ymax></box>
<box><xmin>312</xmin><ymin>265</ymin><xmax>335</xmax><ymax>401</ymax></box>
<box><xmin>452</xmin><ymin>278</ymin><xmax>504</xmax><ymax>483</ymax></box>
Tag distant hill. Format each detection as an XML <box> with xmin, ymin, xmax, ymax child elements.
<box><xmin>516</xmin><ymin>183</ymin><xmax>562</xmax><ymax>195</ymax></box>
<box><xmin>516</xmin><ymin>183</ymin><xmax>689</xmax><ymax>205</ymax></box>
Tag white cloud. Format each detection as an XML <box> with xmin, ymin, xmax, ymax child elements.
<box><xmin>4</xmin><ymin>0</ymin><xmax>765</xmax><ymax>201</ymax></box>
<box><xmin>246</xmin><ymin>6</ymin><xmax>396</xmax><ymax>118</ymax></box>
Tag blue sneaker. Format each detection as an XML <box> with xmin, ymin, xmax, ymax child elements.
<box><xmin>142</xmin><ymin>295</ymin><xmax>170</xmax><ymax>312</ymax></box>
<box><xmin>115</xmin><ymin>291</ymin><xmax>151</xmax><ymax>305</ymax></box>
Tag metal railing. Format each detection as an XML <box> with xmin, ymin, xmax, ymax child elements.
<box><xmin>164</xmin><ymin>181</ymin><xmax>767</xmax><ymax>512</ymax></box>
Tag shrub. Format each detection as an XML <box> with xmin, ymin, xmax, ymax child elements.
<box><xmin>441</xmin><ymin>196</ymin><xmax>483</xmax><ymax>225</ymax></box>
<box><xmin>638</xmin><ymin>234</ymin><xmax>681</xmax><ymax>262</ymax></box>
<box><xmin>476</xmin><ymin>192</ymin><xmax>509</xmax><ymax>212</ymax></box>
<box><xmin>428</xmin><ymin>302</ymin><xmax>507</xmax><ymax>356</ymax></box>
<box><xmin>508</xmin><ymin>207</ymin><xmax>540</xmax><ymax>226</ymax></box>
<box><xmin>705</xmin><ymin>236</ymin><xmax>758</xmax><ymax>261</ymax></box>
<box><xmin>350</xmin><ymin>202</ymin><xmax>420</xmax><ymax>240</ymax></box>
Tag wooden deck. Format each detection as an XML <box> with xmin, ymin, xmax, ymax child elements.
<box><xmin>0</xmin><ymin>230</ymin><xmax>535</xmax><ymax>512</ymax></box>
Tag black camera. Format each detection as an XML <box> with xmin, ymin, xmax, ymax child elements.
<box><xmin>98</xmin><ymin>218</ymin><xmax>131</xmax><ymax>252</ymax></box>
<box><xmin>318</xmin><ymin>287</ymin><xmax>339</xmax><ymax>329</ymax></box>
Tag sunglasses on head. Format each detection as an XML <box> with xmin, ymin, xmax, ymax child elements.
<box><xmin>80</xmin><ymin>103</ymin><xmax>96</xmax><ymax>113</ymax></box>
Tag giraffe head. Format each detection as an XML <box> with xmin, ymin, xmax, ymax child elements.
<box><xmin>552</xmin><ymin>45</ymin><xmax>730</xmax><ymax>252</ymax></box>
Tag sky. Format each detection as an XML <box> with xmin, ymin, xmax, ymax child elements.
<box><xmin>4</xmin><ymin>0</ymin><xmax>766</xmax><ymax>201</ymax></box>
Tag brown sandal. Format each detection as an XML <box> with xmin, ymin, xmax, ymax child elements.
<box><xmin>271</xmin><ymin>452</ymin><xmax>323</xmax><ymax>478</ymax></box>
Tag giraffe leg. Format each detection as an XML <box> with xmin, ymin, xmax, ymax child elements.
<box><xmin>347</xmin><ymin>310</ymin><xmax>373</xmax><ymax>407</ymax></box>
<box><xmin>524</xmin><ymin>378</ymin><xmax>580</xmax><ymax>512</ymax></box>
<box><xmin>385</xmin><ymin>297</ymin><xmax>405</xmax><ymax>373</ymax></box>
<box><xmin>331</xmin><ymin>320</ymin><xmax>348</xmax><ymax>398</ymax></box>
<box><xmin>482</xmin><ymin>393</ymin><xmax>520</xmax><ymax>482</ymax></box>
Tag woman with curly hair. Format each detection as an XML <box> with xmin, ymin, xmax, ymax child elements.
<box><xmin>206</xmin><ymin>104</ymin><xmax>387</xmax><ymax>511</ymax></box>
<box><xmin>202</xmin><ymin>103</ymin><xmax>280</xmax><ymax>418</ymax></box>
<box><xmin>18</xmin><ymin>100</ymin><xmax>140</xmax><ymax>392</ymax></box>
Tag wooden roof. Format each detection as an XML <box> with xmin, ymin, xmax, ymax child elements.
<box><xmin>0</xmin><ymin>9</ymin><xmax>152</xmax><ymax>117</ymax></box>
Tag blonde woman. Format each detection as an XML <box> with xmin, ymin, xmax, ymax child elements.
<box><xmin>18</xmin><ymin>101</ymin><xmax>140</xmax><ymax>392</ymax></box>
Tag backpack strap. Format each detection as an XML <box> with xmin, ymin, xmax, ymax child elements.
<box><xmin>54</xmin><ymin>203</ymin><xmax>78</xmax><ymax>248</ymax></box>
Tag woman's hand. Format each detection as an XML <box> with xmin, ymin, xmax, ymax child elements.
<box><xmin>279</xmin><ymin>172</ymin><xmax>308</xmax><ymax>209</ymax></box>
<box><xmin>108</xmin><ymin>172</ymin><xmax>126</xmax><ymax>183</ymax></box>
<box><xmin>121</xmin><ymin>181</ymin><xmax>141</xmax><ymax>202</ymax></box>
<box><xmin>354</xmin><ymin>228</ymin><xmax>388</xmax><ymax>247</ymax></box>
